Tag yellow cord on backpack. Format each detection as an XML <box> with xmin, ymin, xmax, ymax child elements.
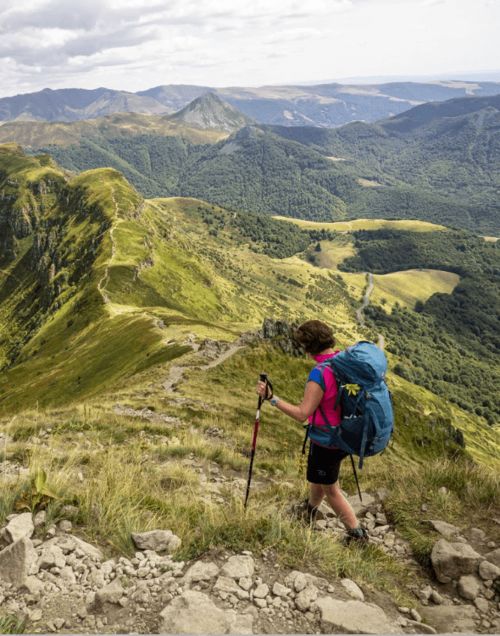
<box><xmin>344</xmin><ymin>383</ymin><xmax>361</xmax><ymax>396</ymax></box>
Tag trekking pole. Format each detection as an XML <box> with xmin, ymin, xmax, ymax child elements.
<box><xmin>244</xmin><ymin>373</ymin><xmax>270</xmax><ymax>509</ymax></box>
<box><xmin>350</xmin><ymin>455</ymin><xmax>363</xmax><ymax>503</ymax></box>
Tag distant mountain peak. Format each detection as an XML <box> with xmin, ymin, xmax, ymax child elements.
<box><xmin>169</xmin><ymin>92</ymin><xmax>252</xmax><ymax>133</ymax></box>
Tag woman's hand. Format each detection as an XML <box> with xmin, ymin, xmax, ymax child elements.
<box><xmin>256</xmin><ymin>380</ymin><xmax>271</xmax><ymax>400</ymax></box>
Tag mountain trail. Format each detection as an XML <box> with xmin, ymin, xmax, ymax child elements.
<box><xmin>97</xmin><ymin>188</ymin><xmax>120</xmax><ymax>307</ymax></box>
<box><xmin>162</xmin><ymin>336</ymin><xmax>248</xmax><ymax>394</ymax></box>
<box><xmin>356</xmin><ymin>272</ymin><xmax>385</xmax><ymax>349</ymax></box>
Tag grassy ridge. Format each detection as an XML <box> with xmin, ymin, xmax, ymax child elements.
<box><xmin>0</xmin><ymin>145</ymin><xmax>360</xmax><ymax>413</ymax></box>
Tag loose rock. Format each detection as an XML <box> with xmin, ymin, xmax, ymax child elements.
<box><xmin>4</xmin><ymin>513</ymin><xmax>34</xmax><ymax>543</ymax></box>
<box><xmin>316</xmin><ymin>597</ymin><xmax>398</xmax><ymax>634</ymax></box>
<box><xmin>478</xmin><ymin>559</ymin><xmax>500</xmax><ymax>581</ymax></box>
<box><xmin>457</xmin><ymin>574</ymin><xmax>481</xmax><ymax>600</ymax></box>
<box><xmin>484</xmin><ymin>548</ymin><xmax>500</xmax><ymax>567</ymax></box>
<box><xmin>340</xmin><ymin>578</ymin><xmax>364</xmax><ymax>601</ymax></box>
<box><xmin>184</xmin><ymin>561</ymin><xmax>220</xmax><ymax>583</ymax></box>
<box><xmin>160</xmin><ymin>590</ymin><xmax>253</xmax><ymax>634</ymax></box>
<box><xmin>131</xmin><ymin>530</ymin><xmax>181</xmax><ymax>553</ymax></box>
<box><xmin>0</xmin><ymin>537</ymin><xmax>38</xmax><ymax>586</ymax></box>
<box><xmin>431</xmin><ymin>539</ymin><xmax>482</xmax><ymax>583</ymax></box>
<box><xmin>295</xmin><ymin>584</ymin><xmax>318</xmax><ymax>612</ymax></box>
<box><xmin>272</xmin><ymin>582</ymin><xmax>291</xmax><ymax>597</ymax></box>
<box><xmin>474</xmin><ymin>597</ymin><xmax>489</xmax><ymax>613</ymax></box>
<box><xmin>428</xmin><ymin>520</ymin><xmax>460</xmax><ymax>540</ymax></box>
<box><xmin>95</xmin><ymin>579</ymin><xmax>125</xmax><ymax>606</ymax></box>
<box><xmin>421</xmin><ymin>605</ymin><xmax>478</xmax><ymax>633</ymax></box>
<box><xmin>253</xmin><ymin>583</ymin><xmax>269</xmax><ymax>599</ymax></box>
<box><xmin>221</xmin><ymin>555</ymin><xmax>255</xmax><ymax>579</ymax></box>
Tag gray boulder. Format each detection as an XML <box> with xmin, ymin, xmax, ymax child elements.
<box><xmin>132</xmin><ymin>529</ymin><xmax>181</xmax><ymax>553</ymax></box>
<box><xmin>421</xmin><ymin>605</ymin><xmax>478</xmax><ymax>633</ymax></box>
<box><xmin>428</xmin><ymin>519</ymin><xmax>460</xmax><ymax>540</ymax></box>
<box><xmin>160</xmin><ymin>590</ymin><xmax>253</xmax><ymax>634</ymax></box>
<box><xmin>4</xmin><ymin>513</ymin><xmax>34</xmax><ymax>543</ymax></box>
<box><xmin>253</xmin><ymin>583</ymin><xmax>269</xmax><ymax>599</ymax></box>
<box><xmin>431</xmin><ymin>539</ymin><xmax>482</xmax><ymax>583</ymax></box>
<box><xmin>316</xmin><ymin>597</ymin><xmax>398</xmax><ymax>633</ymax></box>
<box><xmin>457</xmin><ymin>574</ymin><xmax>481</xmax><ymax>600</ymax></box>
<box><xmin>184</xmin><ymin>560</ymin><xmax>220</xmax><ymax>582</ymax></box>
<box><xmin>221</xmin><ymin>554</ymin><xmax>254</xmax><ymax>579</ymax></box>
<box><xmin>341</xmin><ymin>578</ymin><xmax>365</xmax><ymax>601</ymax></box>
<box><xmin>95</xmin><ymin>579</ymin><xmax>125</xmax><ymax>606</ymax></box>
<box><xmin>214</xmin><ymin>576</ymin><xmax>249</xmax><ymax>600</ymax></box>
<box><xmin>37</xmin><ymin>543</ymin><xmax>66</xmax><ymax>569</ymax></box>
<box><xmin>478</xmin><ymin>559</ymin><xmax>500</xmax><ymax>581</ymax></box>
<box><xmin>295</xmin><ymin>584</ymin><xmax>318</xmax><ymax>612</ymax></box>
<box><xmin>484</xmin><ymin>547</ymin><xmax>500</xmax><ymax>567</ymax></box>
<box><xmin>0</xmin><ymin>537</ymin><xmax>38</xmax><ymax>586</ymax></box>
<box><xmin>347</xmin><ymin>493</ymin><xmax>376</xmax><ymax>515</ymax></box>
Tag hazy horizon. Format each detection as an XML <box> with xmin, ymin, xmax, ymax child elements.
<box><xmin>1</xmin><ymin>0</ymin><xmax>499</xmax><ymax>98</ymax></box>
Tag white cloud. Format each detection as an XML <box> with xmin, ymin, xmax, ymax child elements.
<box><xmin>0</xmin><ymin>0</ymin><xmax>498</xmax><ymax>96</ymax></box>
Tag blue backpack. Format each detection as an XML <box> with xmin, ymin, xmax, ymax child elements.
<box><xmin>307</xmin><ymin>341</ymin><xmax>394</xmax><ymax>468</ymax></box>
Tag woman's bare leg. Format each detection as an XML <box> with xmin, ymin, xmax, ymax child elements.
<box><xmin>321</xmin><ymin>481</ymin><xmax>359</xmax><ymax>530</ymax></box>
<box><xmin>308</xmin><ymin>482</ymin><xmax>325</xmax><ymax>508</ymax></box>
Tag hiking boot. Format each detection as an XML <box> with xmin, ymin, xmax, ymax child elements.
<box><xmin>344</xmin><ymin>526</ymin><xmax>369</xmax><ymax>545</ymax></box>
<box><xmin>289</xmin><ymin>499</ymin><xmax>319</xmax><ymax>525</ymax></box>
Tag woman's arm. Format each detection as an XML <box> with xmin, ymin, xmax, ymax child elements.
<box><xmin>257</xmin><ymin>380</ymin><xmax>323</xmax><ymax>423</ymax></box>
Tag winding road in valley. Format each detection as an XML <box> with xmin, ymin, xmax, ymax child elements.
<box><xmin>356</xmin><ymin>272</ymin><xmax>385</xmax><ymax>349</ymax></box>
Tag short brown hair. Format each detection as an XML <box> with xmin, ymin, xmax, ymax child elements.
<box><xmin>294</xmin><ymin>320</ymin><xmax>335</xmax><ymax>355</ymax></box>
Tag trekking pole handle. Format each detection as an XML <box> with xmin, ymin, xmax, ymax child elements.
<box><xmin>258</xmin><ymin>373</ymin><xmax>273</xmax><ymax>401</ymax></box>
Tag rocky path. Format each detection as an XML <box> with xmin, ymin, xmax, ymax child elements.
<box><xmin>162</xmin><ymin>335</ymin><xmax>250</xmax><ymax>394</ymax></box>
<box><xmin>0</xmin><ymin>492</ymin><xmax>498</xmax><ymax>634</ymax></box>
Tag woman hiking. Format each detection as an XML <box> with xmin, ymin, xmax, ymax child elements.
<box><xmin>256</xmin><ymin>319</ymin><xmax>368</xmax><ymax>543</ymax></box>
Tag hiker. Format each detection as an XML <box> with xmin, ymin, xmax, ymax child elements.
<box><xmin>256</xmin><ymin>319</ymin><xmax>368</xmax><ymax>542</ymax></box>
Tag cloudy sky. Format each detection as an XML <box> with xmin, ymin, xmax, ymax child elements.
<box><xmin>0</xmin><ymin>0</ymin><xmax>498</xmax><ymax>97</ymax></box>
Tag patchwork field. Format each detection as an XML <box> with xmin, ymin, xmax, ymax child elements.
<box><xmin>274</xmin><ymin>217</ymin><xmax>447</xmax><ymax>232</ymax></box>
<box><xmin>370</xmin><ymin>269</ymin><xmax>460</xmax><ymax>309</ymax></box>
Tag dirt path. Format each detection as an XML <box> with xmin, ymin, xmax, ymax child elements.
<box><xmin>163</xmin><ymin>337</ymin><xmax>248</xmax><ymax>394</ymax></box>
<box><xmin>356</xmin><ymin>272</ymin><xmax>374</xmax><ymax>327</ymax></box>
<box><xmin>97</xmin><ymin>188</ymin><xmax>119</xmax><ymax>306</ymax></box>
<box><xmin>356</xmin><ymin>272</ymin><xmax>385</xmax><ymax>349</ymax></box>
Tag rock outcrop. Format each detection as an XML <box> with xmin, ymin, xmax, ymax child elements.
<box><xmin>431</xmin><ymin>539</ymin><xmax>482</xmax><ymax>583</ymax></box>
<box><xmin>159</xmin><ymin>590</ymin><xmax>254</xmax><ymax>634</ymax></box>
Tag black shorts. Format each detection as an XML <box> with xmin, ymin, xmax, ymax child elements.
<box><xmin>307</xmin><ymin>443</ymin><xmax>348</xmax><ymax>485</ymax></box>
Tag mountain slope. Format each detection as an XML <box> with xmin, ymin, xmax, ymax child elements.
<box><xmin>0</xmin><ymin>87</ymin><xmax>169</xmax><ymax>122</ymax></box>
<box><xmin>268</xmin><ymin>95</ymin><xmax>500</xmax><ymax>232</ymax></box>
<box><xmin>0</xmin><ymin>145</ymin><xmax>361</xmax><ymax>411</ymax></box>
<box><xmin>0</xmin><ymin>145</ymin><xmax>188</xmax><ymax>409</ymax></box>
<box><xmin>2</xmin><ymin>80</ymin><xmax>500</xmax><ymax>126</ymax></box>
<box><xmin>2</xmin><ymin>93</ymin><xmax>498</xmax><ymax>231</ymax></box>
<box><xmin>169</xmin><ymin>92</ymin><xmax>253</xmax><ymax>132</ymax></box>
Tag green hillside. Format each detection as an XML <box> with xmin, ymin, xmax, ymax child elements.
<box><xmin>0</xmin><ymin>146</ymin><xmax>498</xmax><ymax>635</ymax></box>
<box><xmin>0</xmin><ymin>145</ymin><xmax>362</xmax><ymax>412</ymax></box>
<box><xmin>1</xmin><ymin>143</ymin><xmax>497</xmax><ymax>430</ymax></box>
<box><xmin>269</xmin><ymin>95</ymin><xmax>500</xmax><ymax>233</ymax></box>
<box><xmin>3</xmin><ymin>95</ymin><xmax>499</xmax><ymax>231</ymax></box>
<box><xmin>340</xmin><ymin>229</ymin><xmax>500</xmax><ymax>425</ymax></box>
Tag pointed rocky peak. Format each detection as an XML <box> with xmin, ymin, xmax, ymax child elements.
<box><xmin>169</xmin><ymin>92</ymin><xmax>252</xmax><ymax>133</ymax></box>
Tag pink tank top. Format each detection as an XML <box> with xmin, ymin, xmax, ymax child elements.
<box><xmin>307</xmin><ymin>351</ymin><xmax>342</xmax><ymax>427</ymax></box>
